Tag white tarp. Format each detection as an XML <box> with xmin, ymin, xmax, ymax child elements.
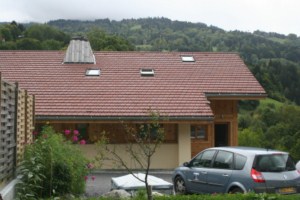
<box><xmin>296</xmin><ymin>161</ymin><xmax>300</xmax><ymax>171</ymax></box>
<box><xmin>111</xmin><ymin>173</ymin><xmax>173</xmax><ymax>191</ymax></box>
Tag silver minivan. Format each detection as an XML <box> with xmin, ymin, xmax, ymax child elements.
<box><xmin>172</xmin><ymin>147</ymin><xmax>300</xmax><ymax>194</ymax></box>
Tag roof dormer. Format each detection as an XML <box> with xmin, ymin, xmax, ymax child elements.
<box><xmin>63</xmin><ymin>36</ymin><xmax>96</xmax><ymax>64</ymax></box>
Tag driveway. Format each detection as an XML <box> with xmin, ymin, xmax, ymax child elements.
<box><xmin>85</xmin><ymin>170</ymin><xmax>173</xmax><ymax>197</ymax></box>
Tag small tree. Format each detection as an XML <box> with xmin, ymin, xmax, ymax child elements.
<box><xmin>95</xmin><ymin>111</ymin><xmax>165</xmax><ymax>200</ymax></box>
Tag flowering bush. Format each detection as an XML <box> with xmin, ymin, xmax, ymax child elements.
<box><xmin>16</xmin><ymin>125</ymin><xmax>90</xmax><ymax>199</ymax></box>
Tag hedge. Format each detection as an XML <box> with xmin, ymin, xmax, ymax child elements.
<box><xmin>155</xmin><ymin>193</ymin><xmax>300</xmax><ymax>200</ymax></box>
<box><xmin>80</xmin><ymin>193</ymin><xmax>300</xmax><ymax>200</ymax></box>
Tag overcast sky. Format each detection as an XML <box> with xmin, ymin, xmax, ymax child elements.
<box><xmin>0</xmin><ymin>0</ymin><xmax>299</xmax><ymax>35</ymax></box>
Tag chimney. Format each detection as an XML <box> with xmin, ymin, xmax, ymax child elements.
<box><xmin>63</xmin><ymin>36</ymin><xmax>95</xmax><ymax>64</ymax></box>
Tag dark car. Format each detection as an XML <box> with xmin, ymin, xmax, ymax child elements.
<box><xmin>172</xmin><ymin>147</ymin><xmax>300</xmax><ymax>194</ymax></box>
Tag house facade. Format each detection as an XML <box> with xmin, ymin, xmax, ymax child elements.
<box><xmin>0</xmin><ymin>39</ymin><xmax>266</xmax><ymax>169</ymax></box>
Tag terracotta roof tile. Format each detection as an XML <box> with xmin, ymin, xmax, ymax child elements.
<box><xmin>0</xmin><ymin>51</ymin><xmax>266</xmax><ymax>119</ymax></box>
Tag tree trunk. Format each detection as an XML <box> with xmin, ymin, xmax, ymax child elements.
<box><xmin>146</xmin><ymin>185</ymin><xmax>153</xmax><ymax>200</ymax></box>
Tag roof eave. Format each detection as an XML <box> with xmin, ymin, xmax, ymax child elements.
<box><xmin>35</xmin><ymin>115</ymin><xmax>215</xmax><ymax>122</ymax></box>
<box><xmin>205</xmin><ymin>92</ymin><xmax>267</xmax><ymax>100</ymax></box>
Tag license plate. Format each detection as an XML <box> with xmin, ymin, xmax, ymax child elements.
<box><xmin>279</xmin><ymin>187</ymin><xmax>296</xmax><ymax>194</ymax></box>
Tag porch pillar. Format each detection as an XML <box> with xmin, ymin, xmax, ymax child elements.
<box><xmin>178</xmin><ymin>124</ymin><xmax>191</xmax><ymax>165</ymax></box>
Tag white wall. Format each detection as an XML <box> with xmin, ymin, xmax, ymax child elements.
<box><xmin>178</xmin><ymin>124</ymin><xmax>191</xmax><ymax>165</ymax></box>
<box><xmin>79</xmin><ymin>143</ymin><xmax>179</xmax><ymax>169</ymax></box>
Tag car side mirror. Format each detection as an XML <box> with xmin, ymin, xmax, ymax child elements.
<box><xmin>183</xmin><ymin>162</ymin><xmax>190</xmax><ymax>167</ymax></box>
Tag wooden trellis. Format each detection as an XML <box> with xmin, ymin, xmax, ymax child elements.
<box><xmin>0</xmin><ymin>76</ymin><xmax>35</xmax><ymax>188</ymax></box>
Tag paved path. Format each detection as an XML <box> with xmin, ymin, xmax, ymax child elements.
<box><xmin>85</xmin><ymin>170</ymin><xmax>173</xmax><ymax>197</ymax></box>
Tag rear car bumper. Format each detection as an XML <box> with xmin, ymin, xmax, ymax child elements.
<box><xmin>253</xmin><ymin>185</ymin><xmax>300</xmax><ymax>194</ymax></box>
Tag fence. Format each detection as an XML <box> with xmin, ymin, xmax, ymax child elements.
<box><xmin>0</xmin><ymin>75</ymin><xmax>35</xmax><ymax>189</ymax></box>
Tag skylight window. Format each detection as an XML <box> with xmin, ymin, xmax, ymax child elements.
<box><xmin>86</xmin><ymin>69</ymin><xmax>100</xmax><ymax>76</ymax></box>
<box><xmin>140</xmin><ymin>69</ymin><xmax>155</xmax><ymax>76</ymax></box>
<box><xmin>181</xmin><ymin>55</ymin><xmax>195</xmax><ymax>62</ymax></box>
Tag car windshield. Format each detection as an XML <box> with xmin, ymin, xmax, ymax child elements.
<box><xmin>253</xmin><ymin>154</ymin><xmax>296</xmax><ymax>172</ymax></box>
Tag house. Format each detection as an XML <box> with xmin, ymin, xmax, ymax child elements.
<box><xmin>0</xmin><ymin>38</ymin><xmax>266</xmax><ymax>169</ymax></box>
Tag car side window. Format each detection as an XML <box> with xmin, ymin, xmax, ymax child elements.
<box><xmin>235</xmin><ymin>154</ymin><xmax>247</xmax><ymax>170</ymax></box>
<box><xmin>190</xmin><ymin>153</ymin><xmax>203</xmax><ymax>167</ymax></box>
<box><xmin>234</xmin><ymin>154</ymin><xmax>247</xmax><ymax>170</ymax></box>
<box><xmin>190</xmin><ymin>150</ymin><xmax>216</xmax><ymax>168</ymax></box>
<box><xmin>213</xmin><ymin>150</ymin><xmax>233</xmax><ymax>169</ymax></box>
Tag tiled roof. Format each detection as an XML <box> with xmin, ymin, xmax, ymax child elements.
<box><xmin>0</xmin><ymin>51</ymin><xmax>266</xmax><ymax>120</ymax></box>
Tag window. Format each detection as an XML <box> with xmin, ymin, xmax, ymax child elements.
<box><xmin>190</xmin><ymin>150</ymin><xmax>216</xmax><ymax>168</ymax></box>
<box><xmin>254</xmin><ymin>154</ymin><xmax>296</xmax><ymax>172</ymax></box>
<box><xmin>140</xmin><ymin>68</ymin><xmax>154</xmax><ymax>76</ymax></box>
<box><xmin>191</xmin><ymin>125</ymin><xmax>207</xmax><ymax>139</ymax></box>
<box><xmin>181</xmin><ymin>55</ymin><xmax>195</xmax><ymax>62</ymax></box>
<box><xmin>86</xmin><ymin>69</ymin><xmax>100</xmax><ymax>76</ymax></box>
<box><xmin>213</xmin><ymin>151</ymin><xmax>233</xmax><ymax>169</ymax></box>
<box><xmin>235</xmin><ymin>154</ymin><xmax>247</xmax><ymax>170</ymax></box>
<box><xmin>190</xmin><ymin>152</ymin><xmax>203</xmax><ymax>167</ymax></box>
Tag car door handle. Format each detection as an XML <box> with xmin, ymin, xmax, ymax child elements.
<box><xmin>201</xmin><ymin>171</ymin><xmax>207</xmax><ymax>175</ymax></box>
<box><xmin>222</xmin><ymin>174</ymin><xmax>229</xmax><ymax>177</ymax></box>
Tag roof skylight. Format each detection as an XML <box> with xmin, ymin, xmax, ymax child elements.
<box><xmin>181</xmin><ymin>55</ymin><xmax>195</xmax><ymax>62</ymax></box>
<box><xmin>140</xmin><ymin>69</ymin><xmax>155</xmax><ymax>76</ymax></box>
<box><xmin>86</xmin><ymin>69</ymin><xmax>100</xmax><ymax>76</ymax></box>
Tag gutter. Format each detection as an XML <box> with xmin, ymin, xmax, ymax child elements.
<box><xmin>35</xmin><ymin>115</ymin><xmax>214</xmax><ymax>122</ymax></box>
<box><xmin>205</xmin><ymin>92</ymin><xmax>267</xmax><ymax>99</ymax></box>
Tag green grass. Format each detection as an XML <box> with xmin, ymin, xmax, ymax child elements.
<box><xmin>259</xmin><ymin>98</ymin><xmax>284</xmax><ymax>109</ymax></box>
<box><xmin>130</xmin><ymin>25</ymin><xmax>142</xmax><ymax>30</ymax></box>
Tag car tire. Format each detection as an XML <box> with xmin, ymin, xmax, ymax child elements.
<box><xmin>230</xmin><ymin>187</ymin><xmax>244</xmax><ymax>194</ymax></box>
<box><xmin>174</xmin><ymin>176</ymin><xmax>187</xmax><ymax>195</ymax></box>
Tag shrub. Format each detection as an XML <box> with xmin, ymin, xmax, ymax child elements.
<box><xmin>68</xmin><ymin>193</ymin><xmax>300</xmax><ymax>200</ymax></box>
<box><xmin>16</xmin><ymin>125</ymin><xmax>89</xmax><ymax>199</ymax></box>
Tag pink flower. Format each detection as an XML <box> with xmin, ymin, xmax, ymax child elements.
<box><xmin>64</xmin><ymin>129</ymin><xmax>71</xmax><ymax>135</ymax></box>
<box><xmin>87</xmin><ymin>163</ymin><xmax>94</xmax><ymax>169</ymax></box>
<box><xmin>79</xmin><ymin>139</ymin><xmax>86</xmax><ymax>145</ymax></box>
<box><xmin>72</xmin><ymin>135</ymin><xmax>78</xmax><ymax>142</ymax></box>
<box><xmin>73</xmin><ymin>130</ymin><xmax>79</xmax><ymax>136</ymax></box>
<box><xmin>84</xmin><ymin>176</ymin><xmax>88</xmax><ymax>182</ymax></box>
<box><xmin>92</xmin><ymin>176</ymin><xmax>96</xmax><ymax>181</ymax></box>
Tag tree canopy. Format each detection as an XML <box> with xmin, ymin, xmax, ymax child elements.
<box><xmin>239</xmin><ymin>99</ymin><xmax>300</xmax><ymax>160</ymax></box>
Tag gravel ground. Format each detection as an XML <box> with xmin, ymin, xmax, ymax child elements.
<box><xmin>85</xmin><ymin>170</ymin><xmax>173</xmax><ymax>197</ymax></box>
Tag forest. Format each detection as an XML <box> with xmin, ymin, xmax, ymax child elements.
<box><xmin>1</xmin><ymin>18</ymin><xmax>300</xmax><ymax>160</ymax></box>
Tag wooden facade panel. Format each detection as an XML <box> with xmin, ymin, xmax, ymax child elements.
<box><xmin>210</xmin><ymin>100</ymin><xmax>237</xmax><ymax>120</ymax></box>
<box><xmin>190</xmin><ymin>100</ymin><xmax>239</xmax><ymax>157</ymax></box>
<box><xmin>191</xmin><ymin>123</ymin><xmax>213</xmax><ymax>157</ymax></box>
<box><xmin>210</xmin><ymin>99</ymin><xmax>238</xmax><ymax>147</ymax></box>
<box><xmin>38</xmin><ymin>122</ymin><xmax>178</xmax><ymax>144</ymax></box>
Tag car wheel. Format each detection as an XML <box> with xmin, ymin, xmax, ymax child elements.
<box><xmin>230</xmin><ymin>187</ymin><xmax>244</xmax><ymax>194</ymax></box>
<box><xmin>174</xmin><ymin>176</ymin><xmax>187</xmax><ymax>195</ymax></box>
